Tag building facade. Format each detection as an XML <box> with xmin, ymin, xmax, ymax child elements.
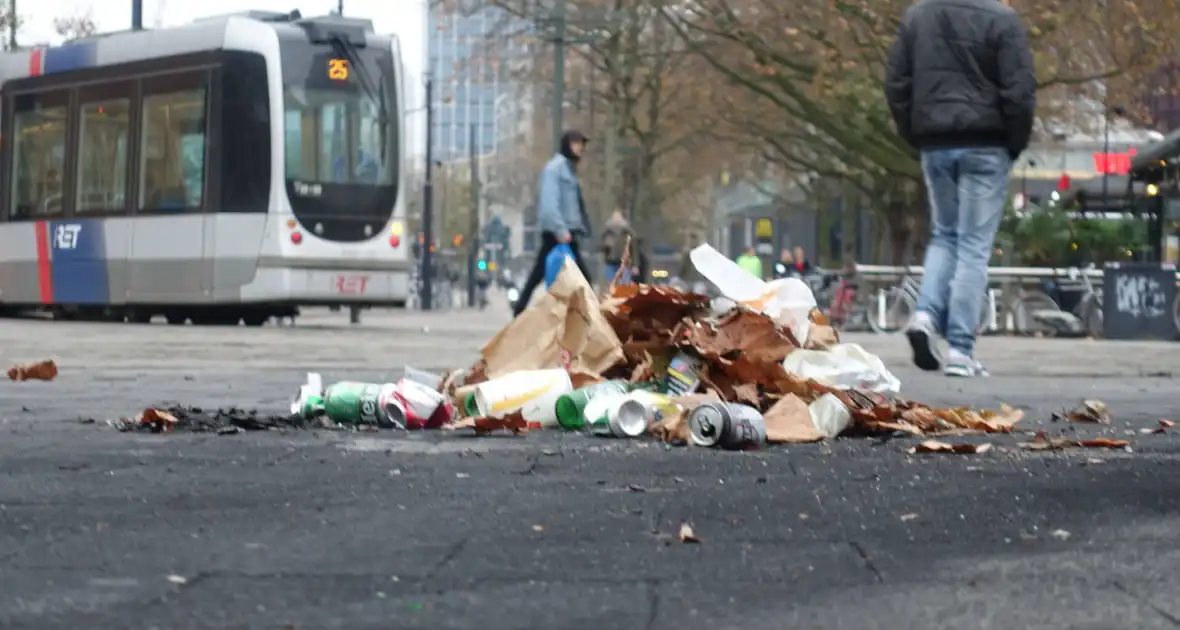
<box><xmin>426</xmin><ymin>4</ymin><xmax>503</xmax><ymax>162</ymax></box>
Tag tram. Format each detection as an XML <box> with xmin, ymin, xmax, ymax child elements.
<box><xmin>0</xmin><ymin>10</ymin><xmax>409</xmax><ymax>325</ymax></box>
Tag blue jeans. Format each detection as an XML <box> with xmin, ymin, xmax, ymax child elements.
<box><xmin>916</xmin><ymin>147</ymin><xmax>1011</xmax><ymax>355</ymax></box>
<box><xmin>604</xmin><ymin>263</ymin><xmax>632</xmax><ymax>285</ymax></box>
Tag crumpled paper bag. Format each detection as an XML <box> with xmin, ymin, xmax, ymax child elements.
<box><xmin>481</xmin><ymin>258</ymin><xmax>624</xmax><ymax>379</ymax></box>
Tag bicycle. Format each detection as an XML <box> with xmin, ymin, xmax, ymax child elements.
<box><xmin>871</xmin><ymin>273</ymin><xmax>992</xmax><ymax>334</ymax></box>
<box><xmin>1008</xmin><ymin>264</ymin><xmax>1102</xmax><ymax>337</ymax></box>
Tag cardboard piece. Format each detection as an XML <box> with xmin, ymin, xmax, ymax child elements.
<box><xmin>481</xmin><ymin>258</ymin><xmax>624</xmax><ymax>379</ymax></box>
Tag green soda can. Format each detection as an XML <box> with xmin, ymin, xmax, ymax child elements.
<box><xmin>554</xmin><ymin>380</ymin><xmax>632</xmax><ymax>430</ymax></box>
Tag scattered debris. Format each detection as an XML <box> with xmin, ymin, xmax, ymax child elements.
<box><xmin>111</xmin><ymin>406</ymin><xmax>314</xmax><ymax>433</ymax></box>
<box><xmin>678</xmin><ymin>523</ymin><xmax>700</xmax><ymax>544</ymax></box>
<box><xmin>166</xmin><ymin>574</ymin><xmax>187</xmax><ymax>585</ymax></box>
<box><xmin>1054</xmin><ymin>399</ymin><xmax>1112</xmax><ymax>424</ymax></box>
<box><xmin>899</xmin><ymin>513</ymin><xmax>919</xmax><ymax>522</ymax></box>
<box><xmin>908</xmin><ymin>440</ymin><xmax>993</xmax><ymax>455</ymax></box>
<box><xmin>1020</xmin><ymin>431</ymin><xmax>1131</xmax><ymax>451</ymax></box>
<box><xmin>1050</xmin><ymin>529</ymin><xmax>1072</xmax><ymax>540</ymax></box>
<box><xmin>1143</xmin><ymin>419</ymin><xmax>1176</xmax><ymax>434</ymax></box>
<box><xmin>8</xmin><ymin>359</ymin><xmax>57</xmax><ymax>382</ymax></box>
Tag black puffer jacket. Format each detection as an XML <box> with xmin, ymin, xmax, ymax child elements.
<box><xmin>884</xmin><ymin>0</ymin><xmax>1037</xmax><ymax>160</ymax></box>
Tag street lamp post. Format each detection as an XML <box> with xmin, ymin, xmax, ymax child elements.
<box><xmin>421</xmin><ymin>75</ymin><xmax>436</xmax><ymax>311</ymax></box>
<box><xmin>1103</xmin><ymin>104</ymin><xmax>1126</xmax><ymax>212</ymax></box>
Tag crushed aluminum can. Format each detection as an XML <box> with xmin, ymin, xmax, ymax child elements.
<box><xmin>384</xmin><ymin>378</ymin><xmax>447</xmax><ymax>430</ymax></box>
<box><xmin>587</xmin><ymin>397</ymin><xmax>648</xmax><ymax>438</ymax></box>
<box><xmin>687</xmin><ymin>402</ymin><xmax>766</xmax><ymax>449</ymax></box>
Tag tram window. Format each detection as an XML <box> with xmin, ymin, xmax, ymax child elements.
<box><xmin>139</xmin><ymin>88</ymin><xmax>207</xmax><ymax>212</ymax></box>
<box><xmin>77</xmin><ymin>99</ymin><xmax>130</xmax><ymax>214</ymax></box>
<box><xmin>10</xmin><ymin>92</ymin><xmax>69</xmax><ymax>220</ymax></box>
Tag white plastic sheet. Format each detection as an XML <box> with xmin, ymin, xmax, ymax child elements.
<box><xmin>782</xmin><ymin>344</ymin><xmax>901</xmax><ymax>395</ymax></box>
<box><xmin>689</xmin><ymin>244</ymin><xmax>817</xmax><ymax>342</ymax></box>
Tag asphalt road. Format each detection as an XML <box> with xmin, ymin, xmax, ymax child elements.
<box><xmin>2</xmin><ymin>304</ymin><xmax>1180</xmax><ymax>630</ymax></box>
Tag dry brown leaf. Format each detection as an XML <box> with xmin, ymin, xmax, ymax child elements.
<box><xmin>808</xmin><ymin>308</ymin><xmax>830</xmax><ymax>325</ymax></box>
<box><xmin>568</xmin><ymin>369</ymin><xmax>604</xmax><ymax>389</ymax></box>
<box><xmin>678</xmin><ymin>523</ymin><xmax>700</xmax><ymax>543</ymax></box>
<box><xmin>1159</xmin><ymin>419</ymin><xmax>1176</xmax><ymax>429</ymax></box>
<box><xmin>908</xmin><ymin>439</ymin><xmax>992</xmax><ymax>454</ymax></box>
<box><xmin>1079</xmin><ymin>437</ymin><xmax>1130</xmax><ymax>449</ymax></box>
<box><xmin>763</xmin><ymin>394</ymin><xmax>824</xmax><ymax>443</ymax></box>
<box><xmin>1055</xmin><ymin>399</ymin><xmax>1112</xmax><ymax>424</ymax></box>
<box><xmin>1019</xmin><ymin>431</ymin><xmax>1076</xmax><ymax>451</ymax></box>
<box><xmin>731</xmin><ymin>382</ymin><xmax>761</xmax><ymax>407</ymax></box>
<box><xmin>8</xmin><ymin>359</ymin><xmax>58</xmax><ymax>382</ymax></box>
<box><xmin>139</xmin><ymin>408</ymin><xmax>178</xmax><ymax>432</ymax></box>
<box><xmin>804</xmin><ymin>324</ymin><xmax>839</xmax><ymax>350</ymax></box>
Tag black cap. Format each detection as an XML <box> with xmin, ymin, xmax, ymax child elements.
<box><xmin>563</xmin><ymin>130</ymin><xmax>588</xmax><ymax>143</ymax></box>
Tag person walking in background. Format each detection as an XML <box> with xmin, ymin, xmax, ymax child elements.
<box><xmin>600</xmin><ymin>211</ymin><xmax>636</xmax><ymax>286</ymax></box>
<box><xmin>791</xmin><ymin>246</ymin><xmax>812</xmax><ymax>276</ymax></box>
<box><xmin>772</xmin><ymin>248</ymin><xmax>794</xmax><ymax>279</ymax></box>
<box><xmin>679</xmin><ymin>233</ymin><xmax>707</xmax><ymax>293</ymax></box>
<box><xmin>512</xmin><ymin>130</ymin><xmax>594</xmax><ymax>317</ymax></box>
<box><xmin>736</xmin><ymin>246</ymin><xmax>763</xmax><ymax>279</ymax></box>
<box><xmin>884</xmin><ymin>0</ymin><xmax>1035</xmax><ymax>377</ymax></box>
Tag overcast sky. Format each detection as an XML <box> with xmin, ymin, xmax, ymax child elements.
<box><xmin>26</xmin><ymin>0</ymin><xmax>429</xmax><ymax>154</ymax></box>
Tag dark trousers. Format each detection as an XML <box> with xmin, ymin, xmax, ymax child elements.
<box><xmin>513</xmin><ymin>231</ymin><xmax>590</xmax><ymax>316</ymax></box>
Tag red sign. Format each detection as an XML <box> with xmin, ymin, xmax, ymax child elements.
<box><xmin>1092</xmin><ymin>148</ymin><xmax>1138</xmax><ymax>175</ymax></box>
<box><xmin>335</xmin><ymin>275</ymin><xmax>369</xmax><ymax>295</ymax></box>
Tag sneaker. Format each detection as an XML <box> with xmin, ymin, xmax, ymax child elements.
<box><xmin>904</xmin><ymin>312</ymin><xmax>943</xmax><ymax>372</ymax></box>
<box><xmin>944</xmin><ymin>349</ymin><xmax>989</xmax><ymax>377</ymax></box>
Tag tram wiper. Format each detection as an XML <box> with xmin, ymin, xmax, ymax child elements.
<box><xmin>329</xmin><ymin>34</ymin><xmax>388</xmax><ymax>162</ymax></box>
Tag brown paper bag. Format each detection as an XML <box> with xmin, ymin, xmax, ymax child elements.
<box><xmin>481</xmin><ymin>258</ymin><xmax>624</xmax><ymax>379</ymax></box>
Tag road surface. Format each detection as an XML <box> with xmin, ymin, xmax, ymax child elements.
<box><xmin>1</xmin><ymin>306</ymin><xmax>1179</xmax><ymax>629</ymax></box>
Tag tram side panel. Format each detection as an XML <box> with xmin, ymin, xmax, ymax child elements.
<box><xmin>209</xmin><ymin>213</ymin><xmax>268</xmax><ymax>303</ymax></box>
<box><xmin>0</xmin><ymin>223</ymin><xmax>42</xmax><ymax>304</ymax></box>
<box><xmin>126</xmin><ymin>215</ymin><xmax>208</xmax><ymax>304</ymax></box>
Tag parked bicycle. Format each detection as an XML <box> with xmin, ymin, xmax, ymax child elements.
<box><xmin>870</xmin><ymin>273</ymin><xmax>992</xmax><ymax>334</ymax></box>
<box><xmin>1008</xmin><ymin>264</ymin><xmax>1102</xmax><ymax>337</ymax></box>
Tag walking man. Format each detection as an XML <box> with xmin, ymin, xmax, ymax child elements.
<box><xmin>884</xmin><ymin>0</ymin><xmax>1036</xmax><ymax>377</ymax></box>
<box><xmin>512</xmin><ymin>130</ymin><xmax>593</xmax><ymax>316</ymax></box>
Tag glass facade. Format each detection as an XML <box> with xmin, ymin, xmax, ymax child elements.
<box><xmin>427</xmin><ymin>5</ymin><xmax>507</xmax><ymax>162</ymax></box>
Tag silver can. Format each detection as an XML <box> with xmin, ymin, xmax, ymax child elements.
<box><xmin>588</xmin><ymin>398</ymin><xmax>649</xmax><ymax>438</ymax></box>
<box><xmin>687</xmin><ymin>402</ymin><xmax>767</xmax><ymax>449</ymax></box>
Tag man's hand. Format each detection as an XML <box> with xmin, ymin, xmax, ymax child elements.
<box><xmin>557</xmin><ymin>232</ymin><xmax>572</xmax><ymax>244</ymax></box>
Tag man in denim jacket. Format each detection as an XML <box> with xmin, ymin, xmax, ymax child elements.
<box><xmin>512</xmin><ymin>130</ymin><xmax>594</xmax><ymax>316</ymax></box>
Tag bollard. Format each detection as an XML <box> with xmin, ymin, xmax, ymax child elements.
<box><xmin>876</xmin><ymin>289</ymin><xmax>887</xmax><ymax>331</ymax></box>
<box><xmin>986</xmin><ymin>289</ymin><xmax>997</xmax><ymax>331</ymax></box>
<box><xmin>349</xmin><ymin>306</ymin><xmax>361</xmax><ymax>325</ymax></box>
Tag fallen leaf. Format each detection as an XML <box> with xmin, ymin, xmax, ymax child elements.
<box><xmin>908</xmin><ymin>440</ymin><xmax>992</xmax><ymax>454</ymax></box>
<box><xmin>1055</xmin><ymin>399</ymin><xmax>1112</xmax><ymax>424</ymax></box>
<box><xmin>1018</xmin><ymin>430</ymin><xmax>1076</xmax><ymax>451</ymax></box>
<box><xmin>804</xmin><ymin>324</ymin><xmax>839</xmax><ymax>350</ymax></box>
<box><xmin>763</xmin><ymin>394</ymin><xmax>824</xmax><ymax>443</ymax></box>
<box><xmin>678</xmin><ymin>523</ymin><xmax>700</xmax><ymax>543</ymax></box>
<box><xmin>8</xmin><ymin>359</ymin><xmax>58</xmax><ymax>382</ymax></box>
<box><xmin>139</xmin><ymin>408</ymin><xmax>179</xmax><ymax>433</ymax></box>
<box><xmin>1079</xmin><ymin>437</ymin><xmax>1130</xmax><ymax>449</ymax></box>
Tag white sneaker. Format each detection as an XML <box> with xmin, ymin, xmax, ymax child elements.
<box><xmin>904</xmin><ymin>312</ymin><xmax>943</xmax><ymax>372</ymax></box>
<box><xmin>944</xmin><ymin>349</ymin><xmax>989</xmax><ymax>377</ymax></box>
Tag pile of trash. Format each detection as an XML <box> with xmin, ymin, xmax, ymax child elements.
<box><xmin>284</xmin><ymin>244</ymin><xmax>1025</xmax><ymax>449</ymax></box>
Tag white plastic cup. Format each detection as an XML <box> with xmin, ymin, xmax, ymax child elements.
<box><xmin>473</xmin><ymin>369</ymin><xmax>573</xmax><ymax>427</ymax></box>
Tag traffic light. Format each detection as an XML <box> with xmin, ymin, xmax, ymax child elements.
<box><xmin>452</xmin><ymin>234</ymin><xmax>463</xmax><ymax>247</ymax></box>
<box><xmin>477</xmin><ymin>259</ymin><xmax>488</xmax><ymax>271</ymax></box>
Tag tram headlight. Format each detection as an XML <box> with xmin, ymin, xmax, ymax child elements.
<box><xmin>391</xmin><ymin>221</ymin><xmax>404</xmax><ymax>236</ymax></box>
